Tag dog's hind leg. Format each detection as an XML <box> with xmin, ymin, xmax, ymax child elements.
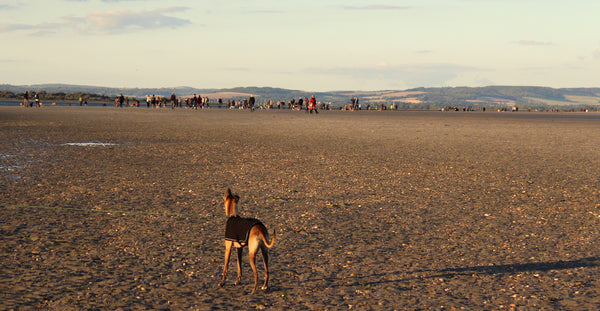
<box><xmin>249</xmin><ymin>246</ymin><xmax>259</xmax><ymax>293</ymax></box>
<box><xmin>260</xmin><ymin>244</ymin><xmax>269</xmax><ymax>291</ymax></box>
<box><xmin>235</xmin><ymin>247</ymin><xmax>243</xmax><ymax>285</ymax></box>
<box><xmin>218</xmin><ymin>241</ymin><xmax>233</xmax><ymax>287</ymax></box>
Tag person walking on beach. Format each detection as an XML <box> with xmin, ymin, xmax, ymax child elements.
<box><xmin>170</xmin><ymin>93</ymin><xmax>177</xmax><ymax>109</ymax></box>
<box><xmin>199</xmin><ymin>96</ymin><xmax>204</xmax><ymax>109</ymax></box>
<box><xmin>248</xmin><ymin>95</ymin><xmax>256</xmax><ymax>111</ymax></box>
<box><xmin>309</xmin><ymin>94</ymin><xmax>318</xmax><ymax>114</ymax></box>
<box><xmin>34</xmin><ymin>92</ymin><xmax>40</xmax><ymax>107</ymax></box>
<box><xmin>23</xmin><ymin>91</ymin><xmax>29</xmax><ymax>107</ymax></box>
<box><xmin>118</xmin><ymin>93</ymin><xmax>125</xmax><ymax>108</ymax></box>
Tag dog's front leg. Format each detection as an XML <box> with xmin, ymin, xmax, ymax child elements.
<box><xmin>235</xmin><ymin>247</ymin><xmax>243</xmax><ymax>285</ymax></box>
<box><xmin>219</xmin><ymin>241</ymin><xmax>233</xmax><ymax>287</ymax></box>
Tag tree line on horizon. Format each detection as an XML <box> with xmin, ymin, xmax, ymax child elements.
<box><xmin>0</xmin><ymin>90</ymin><xmax>115</xmax><ymax>103</ymax></box>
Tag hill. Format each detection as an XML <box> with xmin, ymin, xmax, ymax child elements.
<box><xmin>0</xmin><ymin>84</ymin><xmax>216</xmax><ymax>99</ymax></box>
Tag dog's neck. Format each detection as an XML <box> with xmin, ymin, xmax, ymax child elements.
<box><xmin>225</xmin><ymin>199</ymin><xmax>237</xmax><ymax>216</ymax></box>
<box><xmin>224</xmin><ymin>189</ymin><xmax>240</xmax><ymax>217</ymax></box>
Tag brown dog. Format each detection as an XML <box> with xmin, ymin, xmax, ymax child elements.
<box><xmin>218</xmin><ymin>188</ymin><xmax>275</xmax><ymax>293</ymax></box>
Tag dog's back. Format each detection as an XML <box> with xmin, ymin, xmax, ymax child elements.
<box><xmin>225</xmin><ymin>216</ymin><xmax>263</xmax><ymax>245</ymax></box>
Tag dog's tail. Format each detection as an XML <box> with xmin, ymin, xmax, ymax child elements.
<box><xmin>260</xmin><ymin>228</ymin><xmax>276</xmax><ymax>248</ymax></box>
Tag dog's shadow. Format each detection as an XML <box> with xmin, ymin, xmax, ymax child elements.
<box><xmin>431</xmin><ymin>256</ymin><xmax>600</xmax><ymax>276</ymax></box>
<box><xmin>292</xmin><ymin>256</ymin><xmax>600</xmax><ymax>290</ymax></box>
<box><xmin>397</xmin><ymin>256</ymin><xmax>600</xmax><ymax>286</ymax></box>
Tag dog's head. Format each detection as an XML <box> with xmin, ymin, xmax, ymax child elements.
<box><xmin>224</xmin><ymin>188</ymin><xmax>240</xmax><ymax>216</ymax></box>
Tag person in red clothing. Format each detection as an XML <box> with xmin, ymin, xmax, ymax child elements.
<box><xmin>309</xmin><ymin>94</ymin><xmax>318</xmax><ymax>114</ymax></box>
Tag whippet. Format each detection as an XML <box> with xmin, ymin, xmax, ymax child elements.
<box><xmin>218</xmin><ymin>188</ymin><xmax>275</xmax><ymax>293</ymax></box>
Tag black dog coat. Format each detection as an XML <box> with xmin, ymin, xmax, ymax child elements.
<box><xmin>225</xmin><ymin>216</ymin><xmax>263</xmax><ymax>245</ymax></box>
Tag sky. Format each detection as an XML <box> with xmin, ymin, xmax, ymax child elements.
<box><xmin>1</xmin><ymin>0</ymin><xmax>599</xmax><ymax>91</ymax></box>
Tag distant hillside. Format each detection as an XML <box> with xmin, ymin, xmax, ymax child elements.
<box><xmin>0</xmin><ymin>84</ymin><xmax>216</xmax><ymax>98</ymax></box>
<box><xmin>2</xmin><ymin>84</ymin><xmax>599</xmax><ymax>110</ymax></box>
<box><xmin>216</xmin><ymin>87</ymin><xmax>344</xmax><ymax>103</ymax></box>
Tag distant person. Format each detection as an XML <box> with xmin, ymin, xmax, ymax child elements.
<box><xmin>79</xmin><ymin>96</ymin><xmax>83</xmax><ymax>106</ymax></box>
<box><xmin>170</xmin><ymin>93</ymin><xmax>177</xmax><ymax>109</ymax></box>
<box><xmin>146</xmin><ymin>95</ymin><xmax>151</xmax><ymax>108</ymax></box>
<box><xmin>34</xmin><ymin>92</ymin><xmax>40</xmax><ymax>107</ymax></box>
<box><xmin>118</xmin><ymin>93</ymin><xmax>124</xmax><ymax>108</ymax></box>
<box><xmin>309</xmin><ymin>94</ymin><xmax>318</xmax><ymax>114</ymax></box>
<box><xmin>248</xmin><ymin>95</ymin><xmax>255</xmax><ymax>111</ymax></box>
<box><xmin>198</xmin><ymin>96</ymin><xmax>203</xmax><ymax>109</ymax></box>
<box><xmin>23</xmin><ymin>91</ymin><xmax>29</xmax><ymax>107</ymax></box>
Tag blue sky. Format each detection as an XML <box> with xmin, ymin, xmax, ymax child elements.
<box><xmin>1</xmin><ymin>0</ymin><xmax>599</xmax><ymax>91</ymax></box>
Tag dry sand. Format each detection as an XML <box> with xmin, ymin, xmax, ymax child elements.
<box><xmin>1</xmin><ymin>107</ymin><xmax>600</xmax><ymax>310</ymax></box>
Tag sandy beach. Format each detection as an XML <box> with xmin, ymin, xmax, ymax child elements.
<box><xmin>1</xmin><ymin>107</ymin><xmax>600</xmax><ymax>310</ymax></box>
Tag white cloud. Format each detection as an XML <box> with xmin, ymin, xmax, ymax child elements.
<box><xmin>0</xmin><ymin>22</ymin><xmax>63</xmax><ymax>34</ymax></box>
<box><xmin>514</xmin><ymin>40</ymin><xmax>553</xmax><ymax>46</ymax></box>
<box><xmin>0</xmin><ymin>7</ymin><xmax>191</xmax><ymax>35</ymax></box>
<box><xmin>86</xmin><ymin>7</ymin><xmax>191</xmax><ymax>33</ymax></box>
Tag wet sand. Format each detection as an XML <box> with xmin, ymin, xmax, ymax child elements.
<box><xmin>1</xmin><ymin>107</ymin><xmax>600</xmax><ymax>310</ymax></box>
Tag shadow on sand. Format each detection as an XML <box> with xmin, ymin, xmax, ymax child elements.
<box><xmin>300</xmin><ymin>257</ymin><xmax>600</xmax><ymax>290</ymax></box>
<box><xmin>401</xmin><ymin>257</ymin><xmax>600</xmax><ymax>285</ymax></box>
<box><xmin>432</xmin><ymin>256</ymin><xmax>600</xmax><ymax>276</ymax></box>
